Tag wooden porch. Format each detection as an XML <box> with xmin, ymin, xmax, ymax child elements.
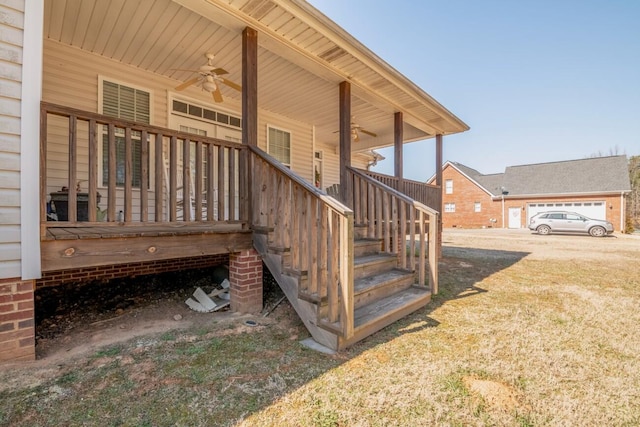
<box><xmin>40</xmin><ymin>102</ymin><xmax>253</xmax><ymax>272</ymax></box>
<box><xmin>41</xmin><ymin>102</ymin><xmax>440</xmax><ymax>351</ymax></box>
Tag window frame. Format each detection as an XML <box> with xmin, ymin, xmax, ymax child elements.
<box><xmin>445</xmin><ymin>179</ymin><xmax>453</xmax><ymax>194</ymax></box>
<box><xmin>97</xmin><ymin>76</ymin><xmax>154</xmax><ymax>189</ymax></box>
<box><xmin>444</xmin><ymin>203</ymin><xmax>456</xmax><ymax>213</ymax></box>
<box><xmin>266</xmin><ymin>124</ymin><xmax>292</xmax><ymax>168</ymax></box>
<box><xmin>474</xmin><ymin>202</ymin><xmax>481</xmax><ymax>213</ymax></box>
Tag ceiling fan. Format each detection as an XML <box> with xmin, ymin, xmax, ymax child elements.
<box><xmin>174</xmin><ymin>52</ymin><xmax>241</xmax><ymax>103</ymax></box>
<box><xmin>334</xmin><ymin>117</ymin><xmax>377</xmax><ymax>142</ymax></box>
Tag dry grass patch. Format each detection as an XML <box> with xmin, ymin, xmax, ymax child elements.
<box><xmin>1</xmin><ymin>231</ymin><xmax>639</xmax><ymax>426</ymax></box>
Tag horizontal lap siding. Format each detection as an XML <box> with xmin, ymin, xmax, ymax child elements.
<box><xmin>0</xmin><ymin>1</ymin><xmax>24</xmax><ymax>279</ymax></box>
<box><xmin>44</xmin><ymin>41</ymin><xmax>327</xmax><ymax>207</ymax></box>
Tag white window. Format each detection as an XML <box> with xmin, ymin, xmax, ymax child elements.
<box><xmin>99</xmin><ymin>78</ymin><xmax>151</xmax><ymax>188</ymax></box>
<box><xmin>444</xmin><ymin>203</ymin><xmax>455</xmax><ymax>213</ymax></box>
<box><xmin>474</xmin><ymin>202</ymin><xmax>481</xmax><ymax>212</ymax></box>
<box><xmin>445</xmin><ymin>179</ymin><xmax>453</xmax><ymax>194</ymax></box>
<box><xmin>267</xmin><ymin>125</ymin><xmax>291</xmax><ymax>167</ymax></box>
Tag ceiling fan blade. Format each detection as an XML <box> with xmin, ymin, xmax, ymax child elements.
<box><xmin>175</xmin><ymin>77</ymin><xmax>199</xmax><ymax>91</ymax></box>
<box><xmin>212</xmin><ymin>68</ymin><xmax>229</xmax><ymax>75</ymax></box>
<box><xmin>361</xmin><ymin>129</ymin><xmax>377</xmax><ymax>137</ymax></box>
<box><xmin>221</xmin><ymin>78</ymin><xmax>241</xmax><ymax>91</ymax></box>
<box><xmin>212</xmin><ymin>86</ymin><xmax>224</xmax><ymax>103</ymax></box>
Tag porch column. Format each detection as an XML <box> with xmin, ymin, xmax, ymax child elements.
<box><xmin>435</xmin><ymin>134</ymin><xmax>443</xmax><ymax>258</ymax></box>
<box><xmin>339</xmin><ymin>81</ymin><xmax>352</xmax><ymax>206</ymax></box>
<box><xmin>394</xmin><ymin>112</ymin><xmax>403</xmax><ymax>187</ymax></box>
<box><xmin>242</xmin><ymin>27</ymin><xmax>258</xmax><ymax>147</ymax></box>
<box><xmin>242</xmin><ymin>27</ymin><xmax>258</xmax><ymax>223</ymax></box>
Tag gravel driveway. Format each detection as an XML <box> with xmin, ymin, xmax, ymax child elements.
<box><xmin>442</xmin><ymin>228</ymin><xmax>640</xmax><ymax>261</ymax></box>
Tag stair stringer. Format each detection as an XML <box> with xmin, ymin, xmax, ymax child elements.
<box><xmin>253</xmin><ymin>233</ymin><xmax>339</xmax><ymax>350</ymax></box>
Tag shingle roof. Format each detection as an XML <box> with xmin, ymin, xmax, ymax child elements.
<box><xmin>449</xmin><ymin>156</ymin><xmax>631</xmax><ymax>197</ymax></box>
<box><xmin>502</xmin><ymin>156</ymin><xmax>631</xmax><ymax>196</ymax></box>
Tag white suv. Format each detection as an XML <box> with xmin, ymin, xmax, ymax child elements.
<box><xmin>528</xmin><ymin>211</ymin><xmax>614</xmax><ymax>237</ymax></box>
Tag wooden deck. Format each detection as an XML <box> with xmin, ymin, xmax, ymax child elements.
<box><xmin>41</xmin><ymin>222</ymin><xmax>252</xmax><ymax>272</ymax></box>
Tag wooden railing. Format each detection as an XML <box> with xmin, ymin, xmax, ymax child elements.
<box><xmin>361</xmin><ymin>169</ymin><xmax>440</xmax><ymax>211</ymax></box>
<box><xmin>40</xmin><ymin>102</ymin><xmax>247</xmax><ymax>230</ymax></box>
<box><xmin>348</xmin><ymin>167</ymin><xmax>438</xmax><ymax>293</ymax></box>
<box><xmin>249</xmin><ymin>146</ymin><xmax>355</xmax><ymax>338</ymax></box>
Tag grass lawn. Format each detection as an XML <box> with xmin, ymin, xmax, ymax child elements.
<box><xmin>1</xmin><ymin>231</ymin><xmax>639</xmax><ymax>426</ymax></box>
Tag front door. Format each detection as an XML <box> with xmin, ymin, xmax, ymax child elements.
<box><xmin>508</xmin><ymin>207</ymin><xmax>521</xmax><ymax>228</ymax></box>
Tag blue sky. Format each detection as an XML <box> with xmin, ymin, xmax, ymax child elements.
<box><xmin>308</xmin><ymin>0</ymin><xmax>640</xmax><ymax>180</ymax></box>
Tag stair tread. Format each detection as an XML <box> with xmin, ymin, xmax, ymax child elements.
<box><xmin>354</xmin><ymin>269</ymin><xmax>414</xmax><ymax>293</ymax></box>
<box><xmin>354</xmin><ymin>253</ymin><xmax>395</xmax><ymax>265</ymax></box>
<box><xmin>354</xmin><ymin>286</ymin><xmax>429</xmax><ymax>329</ymax></box>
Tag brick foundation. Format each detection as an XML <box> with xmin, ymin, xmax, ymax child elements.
<box><xmin>36</xmin><ymin>254</ymin><xmax>229</xmax><ymax>288</ymax></box>
<box><xmin>229</xmin><ymin>249</ymin><xmax>263</xmax><ymax>314</ymax></box>
<box><xmin>0</xmin><ymin>279</ymin><xmax>36</xmax><ymax>362</ymax></box>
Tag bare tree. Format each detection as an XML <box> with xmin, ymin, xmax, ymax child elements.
<box><xmin>628</xmin><ymin>155</ymin><xmax>640</xmax><ymax>231</ymax></box>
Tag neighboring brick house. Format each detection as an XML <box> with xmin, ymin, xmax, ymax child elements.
<box><xmin>428</xmin><ymin>156</ymin><xmax>631</xmax><ymax>231</ymax></box>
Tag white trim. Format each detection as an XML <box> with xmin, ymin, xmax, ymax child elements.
<box><xmin>266</xmin><ymin>123</ymin><xmax>292</xmax><ymax>167</ymax></box>
<box><xmin>20</xmin><ymin>0</ymin><xmax>44</xmax><ymax>280</ymax></box>
<box><xmin>97</xmin><ymin>75</ymin><xmax>155</xmax><ymax>121</ymax></box>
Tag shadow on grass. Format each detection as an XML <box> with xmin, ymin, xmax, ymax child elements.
<box><xmin>4</xmin><ymin>246</ymin><xmax>531</xmax><ymax>427</ymax></box>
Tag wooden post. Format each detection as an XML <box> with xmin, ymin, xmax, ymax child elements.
<box><xmin>394</xmin><ymin>112</ymin><xmax>403</xmax><ymax>189</ymax></box>
<box><xmin>339</xmin><ymin>81</ymin><xmax>351</xmax><ymax>207</ymax></box>
<box><xmin>243</xmin><ymin>27</ymin><xmax>258</xmax><ymax>227</ymax></box>
<box><xmin>435</xmin><ymin>134</ymin><xmax>443</xmax><ymax>258</ymax></box>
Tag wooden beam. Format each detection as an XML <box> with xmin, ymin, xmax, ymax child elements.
<box><xmin>435</xmin><ymin>134</ymin><xmax>443</xmax><ymax>258</ymax></box>
<box><xmin>339</xmin><ymin>81</ymin><xmax>351</xmax><ymax>207</ymax></box>
<box><xmin>41</xmin><ymin>232</ymin><xmax>253</xmax><ymax>271</ymax></box>
<box><xmin>242</xmin><ymin>27</ymin><xmax>258</xmax><ymax>147</ymax></box>
<box><xmin>394</xmin><ymin>111</ymin><xmax>403</xmax><ymax>186</ymax></box>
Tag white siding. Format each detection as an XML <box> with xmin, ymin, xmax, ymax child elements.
<box><xmin>43</xmin><ymin>40</ymin><xmax>338</xmax><ymax>201</ymax></box>
<box><xmin>0</xmin><ymin>1</ymin><xmax>24</xmax><ymax>279</ymax></box>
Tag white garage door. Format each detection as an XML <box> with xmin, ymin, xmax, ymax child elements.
<box><xmin>527</xmin><ymin>201</ymin><xmax>606</xmax><ymax>223</ymax></box>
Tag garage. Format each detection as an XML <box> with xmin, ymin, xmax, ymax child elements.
<box><xmin>527</xmin><ymin>201</ymin><xmax>606</xmax><ymax>223</ymax></box>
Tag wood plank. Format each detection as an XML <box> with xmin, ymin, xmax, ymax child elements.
<box><xmin>124</xmin><ymin>127</ymin><xmax>133</xmax><ymax>222</ymax></box>
<box><xmin>41</xmin><ymin>231</ymin><xmax>252</xmax><ymax>271</ymax></box>
<box><xmin>339</xmin><ymin>81</ymin><xmax>351</xmax><ymax>207</ymax></box>
<box><xmin>183</xmin><ymin>137</ymin><xmax>191</xmax><ymax>222</ymax></box>
<box><xmin>169</xmin><ymin>136</ymin><xmax>178</xmax><ymax>221</ymax></box>
<box><xmin>217</xmin><ymin>145</ymin><xmax>225</xmax><ymax>221</ymax></box>
<box><xmin>88</xmin><ymin>119</ymin><xmax>98</xmax><ymax>222</ymax></box>
<box><xmin>67</xmin><ymin>115</ymin><xmax>77</xmax><ymax>223</ymax></box>
<box><xmin>242</xmin><ymin>27</ymin><xmax>258</xmax><ymax>147</ymax></box>
<box><xmin>107</xmin><ymin>123</ymin><xmax>116</xmax><ymax>222</ymax></box>
<box><xmin>140</xmin><ymin>130</ymin><xmax>149</xmax><ymax>222</ymax></box>
<box><xmin>394</xmin><ymin>111</ymin><xmax>403</xmax><ymax>185</ymax></box>
<box><xmin>195</xmin><ymin>140</ymin><xmax>203</xmax><ymax>221</ymax></box>
<box><xmin>154</xmin><ymin>133</ymin><xmax>164</xmax><ymax>222</ymax></box>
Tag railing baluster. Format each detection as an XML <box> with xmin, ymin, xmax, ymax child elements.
<box><xmin>195</xmin><ymin>140</ymin><xmax>203</xmax><ymax>221</ymax></box>
<box><xmin>217</xmin><ymin>145</ymin><xmax>225</xmax><ymax>221</ymax></box>
<box><xmin>229</xmin><ymin>147</ymin><xmax>236</xmax><ymax>221</ymax></box>
<box><xmin>419</xmin><ymin>210</ymin><xmax>426</xmax><ymax>286</ymax></box>
<box><xmin>107</xmin><ymin>123</ymin><xmax>116</xmax><ymax>222</ymax></box>
<box><xmin>88</xmin><ymin>119</ymin><xmax>98</xmax><ymax>222</ymax></box>
<box><xmin>124</xmin><ymin>127</ymin><xmax>133</xmax><ymax>223</ymax></box>
<box><xmin>154</xmin><ymin>133</ymin><xmax>163</xmax><ymax>222</ymax></box>
<box><xmin>140</xmin><ymin>130</ymin><xmax>149</xmax><ymax>222</ymax></box>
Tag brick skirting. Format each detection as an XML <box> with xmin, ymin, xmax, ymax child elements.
<box><xmin>0</xmin><ymin>279</ymin><xmax>36</xmax><ymax>362</ymax></box>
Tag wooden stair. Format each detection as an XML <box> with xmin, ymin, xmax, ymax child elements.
<box><xmin>254</xmin><ymin>224</ymin><xmax>431</xmax><ymax>351</ymax></box>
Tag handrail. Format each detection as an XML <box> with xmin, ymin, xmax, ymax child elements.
<box><xmin>360</xmin><ymin>168</ymin><xmax>440</xmax><ymax>211</ymax></box>
<box><xmin>249</xmin><ymin>146</ymin><xmax>354</xmax><ymax>338</ymax></box>
<box><xmin>41</xmin><ymin>102</ymin><xmax>247</xmax><ymax>229</ymax></box>
<box><xmin>248</xmin><ymin>146</ymin><xmax>353</xmax><ymax>216</ymax></box>
<box><xmin>347</xmin><ymin>166</ymin><xmax>438</xmax><ymax>294</ymax></box>
<box><xmin>349</xmin><ymin>168</ymin><xmax>439</xmax><ymax>215</ymax></box>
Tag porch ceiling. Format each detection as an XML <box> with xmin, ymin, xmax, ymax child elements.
<box><xmin>43</xmin><ymin>0</ymin><xmax>468</xmax><ymax>152</ymax></box>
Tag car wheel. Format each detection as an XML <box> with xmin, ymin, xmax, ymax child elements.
<box><xmin>537</xmin><ymin>225</ymin><xmax>551</xmax><ymax>235</ymax></box>
<box><xmin>589</xmin><ymin>226</ymin><xmax>606</xmax><ymax>237</ymax></box>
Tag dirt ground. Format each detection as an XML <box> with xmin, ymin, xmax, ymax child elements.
<box><xmin>4</xmin><ymin>228</ymin><xmax>638</xmax><ymax>387</ymax></box>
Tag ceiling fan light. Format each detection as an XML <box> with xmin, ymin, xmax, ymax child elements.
<box><xmin>202</xmin><ymin>81</ymin><xmax>217</xmax><ymax>91</ymax></box>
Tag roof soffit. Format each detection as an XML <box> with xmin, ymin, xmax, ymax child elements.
<box><xmin>178</xmin><ymin>0</ymin><xmax>467</xmax><ymax>136</ymax></box>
